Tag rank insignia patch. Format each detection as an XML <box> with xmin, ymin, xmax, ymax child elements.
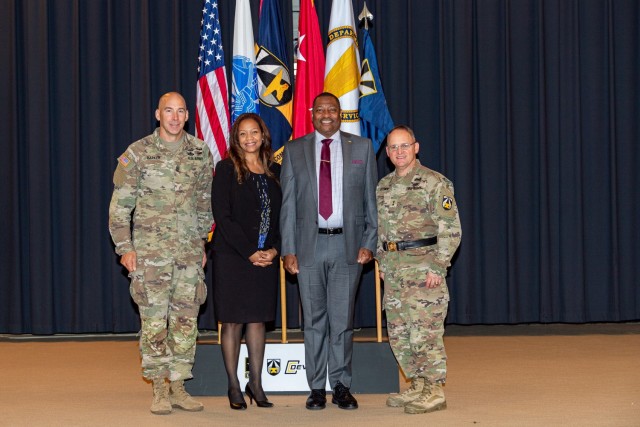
<box><xmin>442</xmin><ymin>196</ymin><xmax>453</xmax><ymax>210</ymax></box>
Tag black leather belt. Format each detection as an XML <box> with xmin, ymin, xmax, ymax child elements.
<box><xmin>318</xmin><ymin>227</ymin><xmax>343</xmax><ymax>235</ymax></box>
<box><xmin>383</xmin><ymin>236</ymin><xmax>437</xmax><ymax>252</ymax></box>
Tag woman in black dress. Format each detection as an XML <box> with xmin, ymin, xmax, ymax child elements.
<box><xmin>211</xmin><ymin>113</ymin><xmax>282</xmax><ymax>410</ymax></box>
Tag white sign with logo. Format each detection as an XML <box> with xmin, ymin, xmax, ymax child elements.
<box><xmin>237</xmin><ymin>343</ymin><xmax>331</xmax><ymax>392</ymax></box>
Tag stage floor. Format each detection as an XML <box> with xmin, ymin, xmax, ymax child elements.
<box><xmin>2</xmin><ymin>324</ymin><xmax>639</xmax><ymax>426</ymax></box>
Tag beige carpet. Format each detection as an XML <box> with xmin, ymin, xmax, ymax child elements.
<box><xmin>1</xmin><ymin>331</ymin><xmax>639</xmax><ymax>426</ymax></box>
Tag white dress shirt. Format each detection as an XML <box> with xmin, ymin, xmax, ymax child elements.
<box><xmin>315</xmin><ymin>130</ymin><xmax>343</xmax><ymax>228</ymax></box>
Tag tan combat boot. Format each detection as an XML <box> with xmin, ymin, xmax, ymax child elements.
<box><xmin>169</xmin><ymin>380</ymin><xmax>204</xmax><ymax>411</ymax></box>
<box><xmin>386</xmin><ymin>377</ymin><xmax>425</xmax><ymax>407</ymax></box>
<box><xmin>150</xmin><ymin>378</ymin><xmax>172</xmax><ymax>415</ymax></box>
<box><xmin>404</xmin><ymin>382</ymin><xmax>447</xmax><ymax>414</ymax></box>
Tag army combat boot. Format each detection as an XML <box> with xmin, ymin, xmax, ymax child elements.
<box><xmin>150</xmin><ymin>378</ymin><xmax>172</xmax><ymax>415</ymax></box>
<box><xmin>404</xmin><ymin>382</ymin><xmax>447</xmax><ymax>414</ymax></box>
<box><xmin>169</xmin><ymin>380</ymin><xmax>204</xmax><ymax>411</ymax></box>
<box><xmin>386</xmin><ymin>377</ymin><xmax>425</xmax><ymax>407</ymax></box>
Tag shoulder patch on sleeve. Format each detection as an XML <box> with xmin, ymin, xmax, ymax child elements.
<box><xmin>436</xmin><ymin>184</ymin><xmax>457</xmax><ymax>217</ymax></box>
<box><xmin>116</xmin><ymin>148</ymin><xmax>137</xmax><ymax>171</ymax></box>
<box><xmin>442</xmin><ymin>195</ymin><xmax>453</xmax><ymax>210</ymax></box>
<box><xmin>113</xmin><ymin>149</ymin><xmax>137</xmax><ymax>186</ymax></box>
<box><xmin>118</xmin><ymin>153</ymin><xmax>133</xmax><ymax>170</ymax></box>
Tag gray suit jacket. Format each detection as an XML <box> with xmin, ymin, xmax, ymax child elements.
<box><xmin>280</xmin><ymin>131</ymin><xmax>378</xmax><ymax>266</ymax></box>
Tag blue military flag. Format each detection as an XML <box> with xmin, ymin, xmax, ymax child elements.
<box><xmin>359</xmin><ymin>28</ymin><xmax>394</xmax><ymax>153</ymax></box>
<box><xmin>257</xmin><ymin>0</ymin><xmax>293</xmax><ymax>161</ymax></box>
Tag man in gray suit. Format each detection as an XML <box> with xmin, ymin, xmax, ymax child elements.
<box><xmin>280</xmin><ymin>92</ymin><xmax>378</xmax><ymax>410</ymax></box>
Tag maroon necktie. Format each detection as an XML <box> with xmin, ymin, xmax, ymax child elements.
<box><xmin>319</xmin><ymin>138</ymin><xmax>333</xmax><ymax>220</ymax></box>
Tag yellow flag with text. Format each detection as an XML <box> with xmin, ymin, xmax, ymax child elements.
<box><xmin>324</xmin><ymin>0</ymin><xmax>361</xmax><ymax>135</ymax></box>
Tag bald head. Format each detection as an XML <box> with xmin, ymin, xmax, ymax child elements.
<box><xmin>155</xmin><ymin>92</ymin><xmax>189</xmax><ymax>142</ymax></box>
<box><xmin>157</xmin><ymin>92</ymin><xmax>187</xmax><ymax>110</ymax></box>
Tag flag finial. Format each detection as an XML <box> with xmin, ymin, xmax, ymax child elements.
<box><xmin>358</xmin><ymin>2</ymin><xmax>373</xmax><ymax>30</ymax></box>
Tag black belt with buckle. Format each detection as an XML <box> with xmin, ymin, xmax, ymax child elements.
<box><xmin>318</xmin><ymin>227</ymin><xmax>343</xmax><ymax>235</ymax></box>
<box><xmin>383</xmin><ymin>236</ymin><xmax>438</xmax><ymax>252</ymax></box>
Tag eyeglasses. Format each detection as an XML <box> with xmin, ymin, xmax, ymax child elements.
<box><xmin>387</xmin><ymin>142</ymin><xmax>415</xmax><ymax>152</ymax></box>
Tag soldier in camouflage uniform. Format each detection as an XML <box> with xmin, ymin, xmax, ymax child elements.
<box><xmin>109</xmin><ymin>92</ymin><xmax>212</xmax><ymax>415</ymax></box>
<box><xmin>376</xmin><ymin>125</ymin><xmax>462</xmax><ymax>415</ymax></box>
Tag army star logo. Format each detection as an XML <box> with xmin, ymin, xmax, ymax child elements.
<box><xmin>442</xmin><ymin>196</ymin><xmax>453</xmax><ymax>210</ymax></box>
<box><xmin>267</xmin><ymin>359</ymin><xmax>281</xmax><ymax>376</ymax></box>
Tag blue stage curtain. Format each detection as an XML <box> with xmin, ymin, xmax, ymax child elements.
<box><xmin>1</xmin><ymin>0</ymin><xmax>638</xmax><ymax>333</ymax></box>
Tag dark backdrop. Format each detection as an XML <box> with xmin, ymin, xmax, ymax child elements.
<box><xmin>1</xmin><ymin>0</ymin><xmax>638</xmax><ymax>333</ymax></box>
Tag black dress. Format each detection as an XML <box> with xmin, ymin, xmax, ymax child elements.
<box><xmin>211</xmin><ymin>158</ymin><xmax>282</xmax><ymax>323</ymax></box>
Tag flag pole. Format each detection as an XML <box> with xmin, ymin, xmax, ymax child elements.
<box><xmin>374</xmin><ymin>260</ymin><xmax>383</xmax><ymax>343</ymax></box>
<box><xmin>358</xmin><ymin>2</ymin><xmax>373</xmax><ymax>30</ymax></box>
<box><xmin>358</xmin><ymin>2</ymin><xmax>382</xmax><ymax>343</ymax></box>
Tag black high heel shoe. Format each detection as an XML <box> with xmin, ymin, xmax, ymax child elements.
<box><xmin>245</xmin><ymin>384</ymin><xmax>274</xmax><ymax>408</ymax></box>
<box><xmin>228</xmin><ymin>389</ymin><xmax>247</xmax><ymax>410</ymax></box>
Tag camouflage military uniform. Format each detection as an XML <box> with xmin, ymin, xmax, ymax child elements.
<box><xmin>109</xmin><ymin>128</ymin><xmax>213</xmax><ymax>381</ymax></box>
<box><xmin>376</xmin><ymin>160</ymin><xmax>461</xmax><ymax>384</ymax></box>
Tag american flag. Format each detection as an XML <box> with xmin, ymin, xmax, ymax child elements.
<box><xmin>196</xmin><ymin>0</ymin><xmax>230</xmax><ymax>166</ymax></box>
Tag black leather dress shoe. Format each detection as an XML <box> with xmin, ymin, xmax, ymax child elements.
<box><xmin>305</xmin><ymin>389</ymin><xmax>327</xmax><ymax>410</ymax></box>
<box><xmin>332</xmin><ymin>382</ymin><xmax>358</xmax><ymax>409</ymax></box>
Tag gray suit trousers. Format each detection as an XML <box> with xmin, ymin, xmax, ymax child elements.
<box><xmin>297</xmin><ymin>234</ymin><xmax>363</xmax><ymax>389</ymax></box>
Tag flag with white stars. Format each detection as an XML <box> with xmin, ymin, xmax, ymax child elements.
<box><xmin>196</xmin><ymin>0</ymin><xmax>230</xmax><ymax>166</ymax></box>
